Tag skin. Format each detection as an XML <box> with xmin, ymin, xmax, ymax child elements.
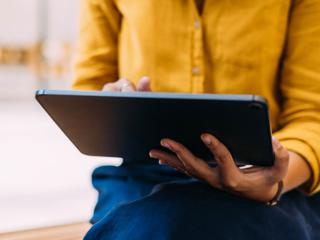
<box><xmin>103</xmin><ymin>76</ymin><xmax>151</xmax><ymax>92</ymax></box>
<box><xmin>150</xmin><ymin>136</ymin><xmax>311</xmax><ymax>203</ymax></box>
<box><xmin>103</xmin><ymin>78</ymin><xmax>311</xmax><ymax>203</ymax></box>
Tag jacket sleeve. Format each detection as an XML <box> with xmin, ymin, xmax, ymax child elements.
<box><xmin>273</xmin><ymin>0</ymin><xmax>320</xmax><ymax>194</ymax></box>
<box><xmin>72</xmin><ymin>0</ymin><xmax>121</xmax><ymax>90</ymax></box>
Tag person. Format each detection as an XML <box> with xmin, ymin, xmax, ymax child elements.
<box><xmin>73</xmin><ymin>0</ymin><xmax>320</xmax><ymax>239</ymax></box>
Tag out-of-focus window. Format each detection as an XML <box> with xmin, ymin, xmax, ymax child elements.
<box><xmin>0</xmin><ymin>0</ymin><xmax>79</xmax><ymax>100</ymax></box>
<box><xmin>0</xmin><ymin>0</ymin><xmax>119</xmax><ymax>233</ymax></box>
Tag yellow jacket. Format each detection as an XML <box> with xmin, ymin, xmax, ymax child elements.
<box><xmin>73</xmin><ymin>0</ymin><xmax>320</xmax><ymax>194</ymax></box>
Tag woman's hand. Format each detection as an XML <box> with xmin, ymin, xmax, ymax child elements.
<box><xmin>149</xmin><ymin>134</ymin><xmax>289</xmax><ymax>203</ymax></box>
<box><xmin>102</xmin><ymin>76</ymin><xmax>151</xmax><ymax>92</ymax></box>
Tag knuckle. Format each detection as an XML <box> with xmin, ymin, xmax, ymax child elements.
<box><xmin>273</xmin><ymin>141</ymin><xmax>283</xmax><ymax>152</ymax></box>
<box><xmin>118</xmin><ymin>78</ymin><xmax>131</xmax><ymax>87</ymax></box>
<box><xmin>208</xmin><ymin>144</ymin><xmax>218</xmax><ymax>154</ymax></box>
<box><xmin>278</xmin><ymin>149</ymin><xmax>289</xmax><ymax>162</ymax></box>
<box><xmin>281</xmin><ymin>152</ymin><xmax>290</xmax><ymax>163</ymax></box>
<box><xmin>210</xmin><ymin>138</ymin><xmax>220</xmax><ymax>149</ymax></box>
<box><xmin>173</xmin><ymin>146</ymin><xmax>183</xmax><ymax>155</ymax></box>
<box><xmin>209</xmin><ymin>142</ymin><xmax>227</xmax><ymax>155</ymax></box>
<box><xmin>218</xmin><ymin>150</ymin><xmax>229</xmax><ymax>159</ymax></box>
<box><xmin>119</xmin><ymin>78</ymin><xmax>128</xmax><ymax>82</ymax></box>
<box><xmin>184</xmin><ymin>164</ymin><xmax>195</xmax><ymax>173</ymax></box>
<box><xmin>175</xmin><ymin>142</ymin><xmax>184</xmax><ymax>149</ymax></box>
<box><xmin>221</xmin><ymin>177</ymin><xmax>239</xmax><ymax>189</ymax></box>
<box><xmin>214</xmin><ymin>150</ymin><xmax>229</xmax><ymax>162</ymax></box>
<box><xmin>174</xmin><ymin>143</ymin><xmax>185</xmax><ymax>154</ymax></box>
<box><xmin>283</xmin><ymin>149</ymin><xmax>290</xmax><ymax>159</ymax></box>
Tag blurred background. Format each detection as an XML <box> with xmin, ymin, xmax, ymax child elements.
<box><xmin>0</xmin><ymin>0</ymin><xmax>121</xmax><ymax>233</ymax></box>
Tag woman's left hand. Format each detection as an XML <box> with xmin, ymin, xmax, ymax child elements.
<box><xmin>149</xmin><ymin>134</ymin><xmax>289</xmax><ymax>203</ymax></box>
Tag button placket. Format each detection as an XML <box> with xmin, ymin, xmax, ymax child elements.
<box><xmin>191</xmin><ymin>17</ymin><xmax>204</xmax><ymax>93</ymax></box>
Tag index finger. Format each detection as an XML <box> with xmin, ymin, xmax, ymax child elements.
<box><xmin>116</xmin><ymin>78</ymin><xmax>136</xmax><ymax>92</ymax></box>
<box><xmin>201</xmin><ymin>133</ymin><xmax>241</xmax><ymax>178</ymax></box>
<box><xmin>161</xmin><ymin>138</ymin><xmax>221</xmax><ymax>187</ymax></box>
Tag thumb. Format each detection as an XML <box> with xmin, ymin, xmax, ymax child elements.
<box><xmin>271</xmin><ymin>137</ymin><xmax>289</xmax><ymax>181</ymax></box>
<box><xmin>137</xmin><ymin>76</ymin><xmax>151</xmax><ymax>92</ymax></box>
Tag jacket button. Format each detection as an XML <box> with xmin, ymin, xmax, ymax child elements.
<box><xmin>192</xmin><ymin>67</ymin><xmax>201</xmax><ymax>76</ymax></box>
<box><xmin>194</xmin><ymin>20</ymin><xmax>201</xmax><ymax>29</ymax></box>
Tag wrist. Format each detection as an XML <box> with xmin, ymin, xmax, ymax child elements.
<box><xmin>266</xmin><ymin>181</ymin><xmax>284</xmax><ymax>206</ymax></box>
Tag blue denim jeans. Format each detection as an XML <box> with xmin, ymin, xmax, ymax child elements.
<box><xmin>90</xmin><ymin>163</ymin><xmax>188</xmax><ymax>223</ymax></box>
<box><xmin>86</xmin><ymin>163</ymin><xmax>320</xmax><ymax>240</ymax></box>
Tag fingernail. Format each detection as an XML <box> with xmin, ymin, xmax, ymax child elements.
<box><xmin>161</xmin><ymin>140</ymin><xmax>171</xmax><ymax>149</ymax></box>
<box><xmin>159</xmin><ymin>160</ymin><xmax>164</xmax><ymax>165</ymax></box>
<box><xmin>201</xmin><ymin>134</ymin><xmax>211</xmax><ymax>145</ymax></box>
<box><xmin>149</xmin><ymin>151</ymin><xmax>155</xmax><ymax>158</ymax></box>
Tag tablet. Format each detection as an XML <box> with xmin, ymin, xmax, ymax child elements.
<box><xmin>35</xmin><ymin>90</ymin><xmax>274</xmax><ymax>166</ymax></box>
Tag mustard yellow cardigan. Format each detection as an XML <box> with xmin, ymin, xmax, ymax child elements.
<box><xmin>73</xmin><ymin>0</ymin><xmax>320</xmax><ymax>194</ymax></box>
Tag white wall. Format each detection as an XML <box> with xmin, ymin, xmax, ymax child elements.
<box><xmin>48</xmin><ymin>0</ymin><xmax>80</xmax><ymax>42</ymax></box>
<box><xmin>0</xmin><ymin>2</ymin><xmax>118</xmax><ymax>233</ymax></box>
<box><xmin>0</xmin><ymin>0</ymin><xmax>80</xmax><ymax>100</ymax></box>
<box><xmin>0</xmin><ymin>0</ymin><xmax>80</xmax><ymax>45</ymax></box>
<box><xmin>0</xmin><ymin>0</ymin><xmax>39</xmax><ymax>45</ymax></box>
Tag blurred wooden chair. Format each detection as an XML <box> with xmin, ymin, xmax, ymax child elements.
<box><xmin>0</xmin><ymin>222</ymin><xmax>91</xmax><ymax>240</ymax></box>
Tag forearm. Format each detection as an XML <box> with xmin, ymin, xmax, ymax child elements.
<box><xmin>283</xmin><ymin>151</ymin><xmax>311</xmax><ymax>193</ymax></box>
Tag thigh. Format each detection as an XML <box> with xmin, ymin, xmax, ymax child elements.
<box><xmin>86</xmin><ymin>180</ymin><xmax>320</xmax><ymax>240</ymax></box>
<box><xmin>91</xmin><ymin>163</ymin><xmax>187</xmax><ymax>223</ymax></box>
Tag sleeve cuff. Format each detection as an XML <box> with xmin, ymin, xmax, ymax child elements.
<box><xmin>273</xmin><ymin>134</ymin><xmax>320</xmax><ymax>195</ymax></box>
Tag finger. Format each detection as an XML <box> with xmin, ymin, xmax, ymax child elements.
<box><xmin>149</xmin><ymin>149</ymin><xmax>186</xmax><ymax>173</ymax></box>
<box><xmin>270</xmin><ymin>137</ymin><xmax>289</xmax><ymax>181</ymax></box>
<box><xmin>102</xmin><ymin>83</ymin><xmax>118</xmax><ymax>92</ymax></box>
<box><xmin>116</xmin><ymin>78</ymin><xmax>136</xmax><ymax>92</ymax></box>
<box><xmin>201</xmin><ymin>134</ymin><xmax>239</xmax><ymax>175</ymax></box>
<box><xmin>160</xmin><ymin>139</ymin><xmax>198</xmax><ymax>166</ymax></box>
<box><xmin>201</xmin><ymin>133</ymin><xmax>243</xmax><ymax>189</ymax></box>
<box><xmin>161</xmin><ymin>139</ymin><xmax>220</xmax><ymax>187</ymax></box>
<box><xmin>137</xmin><ymin>76</ymin><xmax>151</xmax><ymax>92</ymax></box>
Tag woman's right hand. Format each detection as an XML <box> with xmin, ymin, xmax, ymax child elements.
<box><xmin>102</xmin><ymin>76</ymin><xmax>151</xmax><ymax>92</ymax></box>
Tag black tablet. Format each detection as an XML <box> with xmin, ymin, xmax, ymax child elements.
<box><xmin>35</xmin><ymin>90</ymin><xmax>274</xmax><ymax>166</ymax></box>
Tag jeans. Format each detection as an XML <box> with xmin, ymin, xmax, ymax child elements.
<box><xmin>86</xmin><ymin>163</ymin><xmax>320</xmax><ymax>240</ymax></box>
